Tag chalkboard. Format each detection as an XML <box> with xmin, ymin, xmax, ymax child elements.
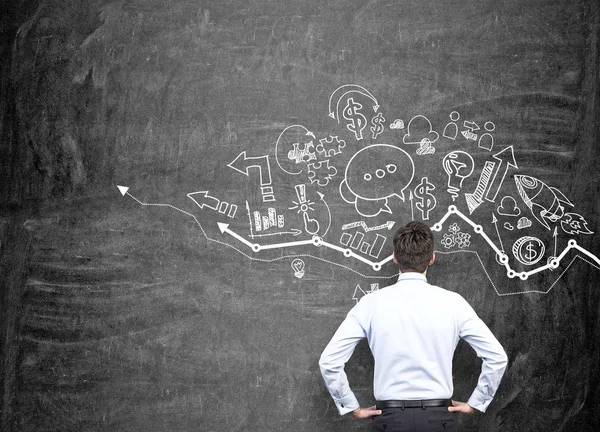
<box><xmin>1</xmin><ymin>0</ymin><xmax>599</xmax><ymax>431</ymax></box>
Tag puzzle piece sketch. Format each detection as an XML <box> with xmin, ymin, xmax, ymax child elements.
<box><xmin>288</xmin><ymin>141</ymin><xmax>317</xmax><ymax>164</ymax></box>
<box><xmin>307</xmin><ymin>160</ymin><xmax>337</xmax><ymax>186</ymax></box>
<box><xmin>316</xmin><ymin>135</ymin><xmax>346</xmax><ymax>157</ymax></box>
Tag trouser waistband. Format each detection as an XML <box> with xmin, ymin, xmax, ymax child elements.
<box><xmin>376</xmin><ymin>399</ymin><xmax>452</xmax><ymax>409</ymax></box>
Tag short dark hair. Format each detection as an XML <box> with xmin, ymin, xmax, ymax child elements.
<box><xmin>392</xmin><ymin>221</ymin><xmax>434</xmax><ymax>272</ymax></box>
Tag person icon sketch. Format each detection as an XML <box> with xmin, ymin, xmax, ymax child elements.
<box><xmin>478</xmin><ymin>121</ymin><xmax>496</xmax><ymax>151</ymax></box>
<box><xmin>443</xmin><ymin>111</ymin><xmax>460</xmax><ymax>140</ymax></box>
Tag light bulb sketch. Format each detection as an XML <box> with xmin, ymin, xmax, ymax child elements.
<box><xmin>442</xmin><ymin>151</ymin><xmax>474</xmax><ymax>201</ymax></box>
<box><xmin>291</xmin><ymin>258</ymin><xmax>305</xmax><ymax>278</ymax></box>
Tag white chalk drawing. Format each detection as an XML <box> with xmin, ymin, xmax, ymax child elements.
<box><xmin>316</xmin><ymin>135</ymin><xmax>346</xmax><ymax>157</ymax></box>
<box><xmin>443</xmin><ymin>111</ymin><xmax>460</xmax><ymax>140</ymax></box>
<box><xmin>228</xmin><ymin>151</ymin><xmax>275</xmax><ymax>202</ymax></box>
<box><xmin>390</xmin><ymin>119</ymin><xmax>404</xmax><ymax>129</ymax></box>
<box><xmin>342</xmin><ymin>97</ymin><xmax>367</xmax><ymax>140</ymax></box>
<box><xmin>340</xmin><ymin>230</ymin><xmax>387</xmax><ymax>258</ymax></box>
<box><xmin>440</xmin><ymin>222</ymin><xmax>471</xmax><ymax>249</ymax></box>
<box><xmin>442</xmin><ymin>151</ymin><xmax>474</xmax><ymax>201</ymax></box>
<box><xmin>413</xmin><ymin>177</ymin><xmax>437</xmax><ymax>220</ymax></box>
<box><xmin>289</xmin><ymin>184</ymin><xmax>319</xmax><ymax>235</ymax></box>
<box><xmin>462</xmin><ymin>120</ymin><xmax>480</xmax><ymax>141</ymax></box>
<box><xmin>122</xmin><ymin>186</ymin><xmax>600</xmax><ymax>293</ymax></box>
<box><xmin>370</xmin><ymin>112</ymin><xmax>386</xmax><ymax>140</ymax></box>
<box><xmin>517</xmin><ymin>216</ymin><xmax>532</xmax><ymax>229</ymax></box>
<box><xmin>497</xmin><ymin>196</ymin><xmax>521</xmax><ymax>217</ymax></box>
<box><xmin>514</xmin><ymin>175</ymin><xmax>591</xmax><ymax>234</ymax></box>
<box><xmin>246</xmin><ymin>201</ymin><xmax>299</xmax><ymax>238</ymax></box>
<box><xmin>188</xmin><ymin>190</ymin><xmax>238</xmax><ymax>219</ymax></box>
<box><xmin>291</xmin><ymin>258</ymin><xmax>305</xmax><ymax>278</ymax></box>
<box><xmin>339</xmin><ymin>144</ymin><xmax>415</xmax><ymax>218</ymax></box>
<box><xmin>478</xmin><ymin>121</ymin><xmax>496</xmax><ymax>151</ymax></box>
<box><xmin>274</xmin><ymin>124</ymin><xmax>316</xmax><ymax>175</ymax></box>
<box><xmin>512</xmin><ymin>236</ymin><xmax>546</xmax><ymax>266</ymax></box>
<box><xmin>561</xmin><ymin>213</ymin><xmax>593</xmax><ymax>235</ymax></box>
<box><xmin>352</xmin><ymin>283</ymin><xmax>380</xmax><ymax>303</ymax></box>
<box><xmin>119</xmin><ymin>86</ymin><xmax>600</xmax><ymax>297</ymax></box>
<box><xmin>342</xmin><ymin>220</ymin><xmax>395</xmax><ymax>232</ymax></box>
<box><xmin>465</xmin><ymin>146</ymin><xmax>518</xmax><ymax>213</ymax></box>
<box><xmin>307</xmin><ymin>160</ymin><xmax>337</xmax><ymax>187</ymax></box>
<box><xmin>403</xmin><ymin>115</ymin><xmax>439</xmax><ymax>145</ymax></box>
<box><xmin>491</xmin><ymin>214</ymin><xmax>505</xmax><ymax>253</ymax></box>
<box><xmin>328</xmin><ymin>84</ymin><xmax>379</xmax><ymax>122</ymax></box>
<box><xmin>416</xmin><ymin>138</ymin><xmax>436</xmax><ymax>155</ymax></box>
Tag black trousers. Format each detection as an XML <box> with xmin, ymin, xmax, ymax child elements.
<box><xmin>371</xmin><ymin>406</ymin><xmax>457</xmax><ymax>432</ymax></box>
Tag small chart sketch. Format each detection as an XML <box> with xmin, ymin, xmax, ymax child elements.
<box><xmin>413</xmin><ymin>177</ymin><xmax>437</xmax><ymax>220</ymax></box>
<box><xmin>497</xmin><ymin>196</ymin><xmax>521</xmax><ymax>217</ymax></box>
<box><xmin>246</xmin><ymin>202</ymin><xmax>294</xmax><ymax>238</ymax></box>
<box><xmin>403</xmin><ymin>115</ymin><xmax>439</xmax><ymax>145</ymax></box>
<box><xmin>514</xmin><ymin>175</ymin><xmax>591</xmax><ymax>234</ymax></box>
<box><xmin>512</xmin><ymin>236</ymin><xmax>546</xmax><ymax>266</ymax></box>
<box><xmin>390</xmin><ymin>119</ymin><xmax>404</xmax><ymax>129</ymax></box>
<box><xmin>462</xmin><ymin>120</ymin><xmax>480</xmax><ymax>141</ymax></box>
<box><xmin>228</xmin><ymin>151</ymin><xmax>275</xmax><ymax>202</ymax></box>
<box><xmin>370</xmin><ymin>112</ymin><xmax>386</xmax><ymax>139</ymax></box>
<box><xmin>443</xmin><ymin>111</ymin><xmax>460</xmax><ymax>140</ymax></box>
<box><xmin>340</xmin><ymin>230</ymin><xmax>387</xmax><ymax>258</ymax></box>
<box><xmin>339</xmin><ymin>144</ymin><xmax>415</xmax><ymax>218</ymax></box>
<box><xmin>478</xmin><ymin>121</ymin><xmax>496</xmax><ymax>151</ymax></box>
<box><xmin>442</xmin><ymin>151</ymin><xmax>474</xmax><ymax>201</ymax></box>
<box><xmin>291</xmin><ymin>258</ymin><xmax>305</xmax><ymax>278</ymax></box>
<box><xmin>352</xmin><ymin>283</ymin><xmax>380</xmax><ymax>303</ymax></box>
<box><xmin>187</xmin><ymin>190</ymin><xmax>238</xmax><ymax>219</ymax></box>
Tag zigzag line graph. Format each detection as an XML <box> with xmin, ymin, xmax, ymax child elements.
<box><xmin>118</xmin><ymin>187</ymin><xmax>600</xmax><ymax>296</ymax></box>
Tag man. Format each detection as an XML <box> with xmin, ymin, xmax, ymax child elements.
<box><xmin>319</xmin><ymin>221</ymin><xmax>508</xmax><ymax>431</ymax></box>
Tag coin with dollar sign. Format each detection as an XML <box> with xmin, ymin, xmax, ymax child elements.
<box><xmin>512</xmin><ymin>236</ymin><xmax>545</xmax><ymax>265</ymax></box>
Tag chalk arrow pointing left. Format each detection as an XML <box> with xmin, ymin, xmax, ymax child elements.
<box><xmin>117</xmin><ymin>185</ymin><xmax>129</xmax><ymax>196</ymax></box>
<box><xmin>227</xmin><ymin>151</ymin><xmax>272</xmax><ymax>186</ymax></box>
<box><xmin>217</xmin><ymin>222</ymin><xmax>254</xmax><ymax>248</ymax></box>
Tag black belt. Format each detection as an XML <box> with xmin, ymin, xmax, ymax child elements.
<box><xmin>376</xmin><ymin>399</ymin><xmax>452</xmax><ymax>409</ymax></box>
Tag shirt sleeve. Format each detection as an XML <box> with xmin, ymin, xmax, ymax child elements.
<box><xmin>458</xmin><ymin>298</ymin><xmax>508</xmax><ymax>413</ymax></box>
<box><xmin>319</xmin><ymin>305</ymin><xmax>367</xmax><ymax>415</ymax></box>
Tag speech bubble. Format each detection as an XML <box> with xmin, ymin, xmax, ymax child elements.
<box><xmin>345</xmin><ymin>144</ymin><xmax>415</xmax><ymax>201</ymax></box>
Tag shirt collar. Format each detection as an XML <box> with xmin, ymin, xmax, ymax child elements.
<box><xmin>397</xmin><ymin>272</ymin><xmax>428</xmax><ymax>283</ymax></box>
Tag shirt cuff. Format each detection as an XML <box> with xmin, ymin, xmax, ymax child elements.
<box><xmin>467</xmin><ymin>388</ymin><xmax>493</xmax><ymax>413</ymax></box>
<box><xmin>334</xmin><ymin>392</ymin><xmax>360</xmax><ymax>416</ymax></box>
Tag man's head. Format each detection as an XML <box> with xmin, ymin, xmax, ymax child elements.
<box><xmin>392</xmin><ymin>221</ymin><xmax>435</xmax><ymax>273</ymax></box>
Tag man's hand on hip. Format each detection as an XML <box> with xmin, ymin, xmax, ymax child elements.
<box><xmin>350</xmin><ymin>406</ymin><xmax>382</xmax><ymax>419</ymax></box>
<box><xmin>448</xmin><ymin>400</ymin><xmax>475</xmax><ymax>414</ymax></box>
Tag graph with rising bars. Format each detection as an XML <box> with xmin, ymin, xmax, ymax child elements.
<box><xmin>339</xmin><ymin>231</ymin><xmax>387</xmax><ymax>258</ymax></box>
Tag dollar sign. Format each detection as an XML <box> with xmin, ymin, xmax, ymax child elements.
<box><xmin>343</xmin><ymin>97</ymin><xmax>367</xmax><ymax>141</ymax></box>
<box><xmin>414</xmin><ymin>177</ymin><xmax>437</xmax><ymax>220</ymax></box>
<box><xmin>370</xmin><ymin>112</ymin><xmax>386</xmax><ymax>139</ymax></box>
<box><xmin>525</xmin><ymin>242</ymin><xmax>536</xmax><ymax>260</ymax></box>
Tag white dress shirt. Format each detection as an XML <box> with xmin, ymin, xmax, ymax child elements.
<box><xmin>319</xmin><ymin>272</ymin><xmax>508</xmax><ymax>415</ymax></box>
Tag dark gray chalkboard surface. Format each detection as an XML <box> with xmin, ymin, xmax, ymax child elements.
<box><xmin>1</xmin><ymin>0</ymin><xmax>599</xmax><ymax>431</ymax></box>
